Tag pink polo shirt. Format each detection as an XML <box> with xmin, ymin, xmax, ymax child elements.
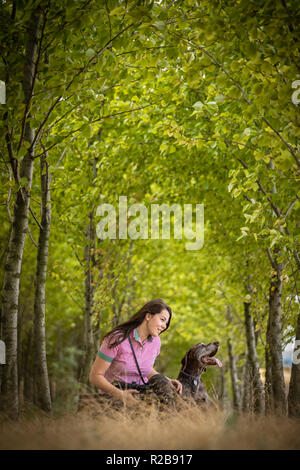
<box><xmin>97</xmin><ymin>328</ymin><xmax>161</xmax><ymax>393</ymax></box>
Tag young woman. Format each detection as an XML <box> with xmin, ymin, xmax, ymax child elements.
<box><xmin>89</xmin><ymin>299</ymin><xmax>182</xmax><ymax>407</ymax></box>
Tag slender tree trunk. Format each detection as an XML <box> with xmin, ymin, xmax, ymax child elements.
<box><xmin>94</xmin><ymin>316</ymin><xmax>102</xmax><ymax>356</ymax></box>
<box><xmin>265</xmin><ymin>316</ymin><xmax>274</xmax><ymax>415</ymax></box>
<box><xmin>288</xmin><ymin>311</ymin><xmax>300</xmax><ymax>417</ymax></box>
<box><xmin>17</xmin><ymin>304</ymin><xmax>23</xmax><ymax>398</ymax></box>
<box><xmin>57</xmin><ymin>324</ymin><xmax>63</xmax><ymax>364</ymax></box>
<box><xmin>33</xmin><ymin>154</ymin><xmax>51</xmax><ymax>412</ymax></box>
<box><xmin>242</xmin><ymin>354</ymin><xmax>251</xmax><ymax>413</ymax></box>
<box><xmin>227</xmin><ymin>338</ymin><xmax>241</xmax><ymax>412</ymax></box>
<box><xmin>49</xmin><ymin>379</ymin><xmax>56</xmax><ymax>402</ymax></box>
<box><xmin>79</xmin><ymin>154</ymin><xmax>100</xmax><ymax>386</ymax></box>
<box><xmin>244</xmin><ymin>302</ymin><xmax>265</xmax><ymax>413</ymax></box>
<box><xmin>217</xmin><ymin>364</ymin><xmax>225</xmax><ymax>410</ymax></box>
<box><xmin>23</xmin><ymin>328</ymin><xmax>33</xmax><ymax>403</ymax></box>
<box><xmin>0</xmin><ymin>10</ymin><xmax>42</xmax><ymax>419</ymax></box>
<box><xmin>79</xmin><ymin>210</ymin><xmax>96</xmax><ymax>386</ymax></box>
<box><xmin>267</xmin><ymin>255</ymin><xmax>287</xmax><ymax>415</ymax></box>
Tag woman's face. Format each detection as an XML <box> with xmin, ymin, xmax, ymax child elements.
<box><xmin>146</xmin><ymin>309</ymin><xmax>170</xmax><ymax>336</ymax></box>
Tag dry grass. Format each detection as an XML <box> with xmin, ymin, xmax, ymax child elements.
<box><xmin>0</xmin><ymin>401</ymin><xmax>300</xmax><ymax>450</ymax></box>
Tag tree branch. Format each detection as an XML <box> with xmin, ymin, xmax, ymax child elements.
<box><xmin>17</xmin><ymin>6</ymin><xmax>48</xmax><ymax>153</ymax></box>
<box><xmin>33</xmin><ymin>103</ymin><xmax>155</xmax><ymax>158</ymax></box>
<box><xmin>285</xmin><ymin>195</ymin><xmax>299</xmax><ymax>218</ymax></box>
<box><xmin>171</xmin><ymin>31</ymin><xmax>300</xmax><ymax>169</ymax></box>
<box><xmin>24</xmin><ymin>21</ymin><xmax>139</xmax><ymax>155</ymax></box>
<box><xmin>267</xmin><ymin>248</ymin><xmax>276</xmax><ymax>270</ymax></box>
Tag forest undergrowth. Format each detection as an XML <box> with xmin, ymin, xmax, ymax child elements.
<box><xmin>0</xmin><ymin>400</ymin><xmax>299</xmax><ymax>450</ymax></box>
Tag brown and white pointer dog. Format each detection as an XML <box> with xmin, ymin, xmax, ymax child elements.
<box><xmin>143</xmin><ymin>341</ymin><xmax>223</xmax><ymax>408</ymax></box>
<box><xmin>177</xmin><ymin>341</ymin><xmax>222</xmax><ymax>406</ymax></box>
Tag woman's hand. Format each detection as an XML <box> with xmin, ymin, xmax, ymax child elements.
<box><xmin>119</xmin><ymin>389</ymin><xmax>140</xmax><ymax>407</ymax></box>
<box><xmin>166</xmin><ymin>377</ymin><xmax>182</xmax><ymax>395</ymax></box>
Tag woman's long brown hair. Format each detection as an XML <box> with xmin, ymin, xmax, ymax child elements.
<box><xmin>103</xmin><ymin>299</ymin><xmax>172</xmax><ymax>348</ymax></box>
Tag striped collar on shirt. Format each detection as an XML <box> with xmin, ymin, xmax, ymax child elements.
<box><xmin>133</xmin><ymin>328</ymin><xmax>153</xmax><ymax>345</ymax></box>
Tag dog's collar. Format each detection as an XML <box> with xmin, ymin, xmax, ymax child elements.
<box><xmin>179</xmin><ymin>370</ymin><xmax>200</xmax><ymax>386</ymax></box>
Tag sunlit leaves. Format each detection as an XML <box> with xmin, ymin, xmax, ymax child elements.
<box><xmin>1</xmin><ymin>0</ymin><xmax>299</xmax><ymax>384</ymax></box>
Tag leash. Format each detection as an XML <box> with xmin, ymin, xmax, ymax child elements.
<box><xmin>128</xmin><ymin>334</ymin><xmax>147</xmax><ymax>385</ymax></box>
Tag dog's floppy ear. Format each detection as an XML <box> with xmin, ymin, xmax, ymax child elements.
<box><xmin>181</xmin><ymin>350</ymin><xmax>190</xmax><ymax>371</ymax></box>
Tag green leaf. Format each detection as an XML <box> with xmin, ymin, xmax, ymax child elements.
<box><xmin>85</xmin><ymin>48</ymin><xmax>95</xmax><ymax>58</ymax></box>
<box><xmin>109</xmin><ymin>6</ymin><xmax>126</xmax><ymax>16</ymax></box>
<box><xmin>192</xmin><ymin>101</ymin><xmax>204</xmax><ymax>111</ymax></box>
<box><xmin>153</xmin><ymin>20</ymin><xmax>166</xmax><ymax>31</ymax></box>
<box><xmin>129</xmin><ymin>7</ymin><xmax>151</xmax><ymax>19</ymax></box>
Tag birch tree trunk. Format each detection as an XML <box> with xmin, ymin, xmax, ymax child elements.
<box><xmin>288</xmin><ymin>311</ymin><xmax>300</xmax><ymax>417</ymax></box>
<box><xmin>227</xmin><ymin>338</ymin><xmax>241</xmax><ymax>412</ymax></box>
<box><xmin>265</xmin><ymin>317</ymin><xmax>274</xmax><ymax>415</ymax></box>
<box><xmin>267</xmin><ymin>253</ymin><xmax>287</xmax><ymax>415</ymax></box>
<box><xmin>33</xmin><ymin>154</ymin><xmax>51</xmax><ymax>412</ymax></box>
<box><xmin>0</xmin><ymin>9</ymin><xmax>42</xmax><ymax>419</ymax></box>
<box><xmin>17</xmin><ymin>305</ymin><xmax>23</xmax><ymax>398</ymax></box>
<box><xmin>244</xmin><ymin>302</ymin><xmax>265</xmax><ymax>413</ymax></box>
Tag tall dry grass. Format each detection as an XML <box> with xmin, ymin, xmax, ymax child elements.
<box><xmin>0</xmin><ymin>400</ymin><xmax>299</xmax><ymax>450</ymax></box>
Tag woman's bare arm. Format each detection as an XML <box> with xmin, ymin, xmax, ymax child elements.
<box><xmin>89</xmin><ymin>356</ymin><xmax>122</xmax><ymax>398</ymax></box>
<box><xmin>147</xmin><ymin>367</ymin><xmax>160</xmax><ymax>379</ymax></box>
<box><xmin>89</xmin><ymin>356</ymin><xmax>139</xmax><ymax>404</ymax></box>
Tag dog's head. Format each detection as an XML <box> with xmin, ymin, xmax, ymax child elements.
<box><xmin>181</xmin><ymin>341</ymin><xmax>222</xmax><ymax>373</ymax></box>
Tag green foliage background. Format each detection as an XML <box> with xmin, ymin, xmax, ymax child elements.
<box><xmin>0</xmin><ymin>0</ymin><xmax>299</xmax><ymax>406</ymax></box>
